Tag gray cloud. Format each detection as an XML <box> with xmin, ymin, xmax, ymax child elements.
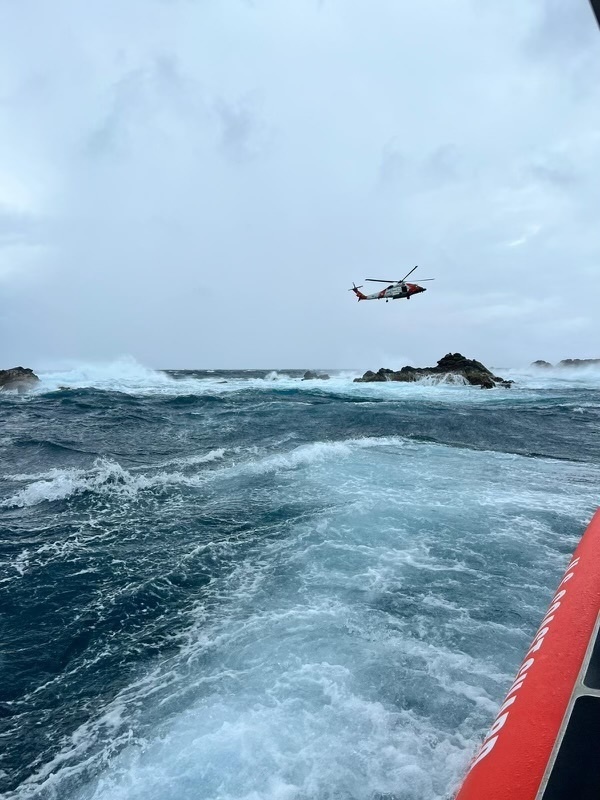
<box><xmin>527</xmin><ymin>151</ymin><xmax>580</xmax><ymax>188</ymax></box>
<box><xmin>214</xmin><ymin>96</ymin><xmax>263</xmax><ymax>163</ymax></box>
<box><xmin>1</xmin><ymin>0</ymin><xmax>600</xmax><ymax>369</ymax></box>
<box><xmin>379</xmin><ymin>138</ymin><xmax>405</xmax><ymax>186</ymax></box>
<box><xmin>0</xmin><ymin>207</ymin><xmax>40</xmax><ymax>246</ymax></box>
<box><xmin>527</xmin><ymin>0</ymin><xmax>599</xmax><ymax>55</ymax></box>
<box><xmin>423</xmin><ymin>145</ymin><xmax>463</xmax><ymax>186</ymax></box>
<box><xmin>84</xmin><ymin>56</ymin><xmax>206</xmax><ymax>159</ymax></box>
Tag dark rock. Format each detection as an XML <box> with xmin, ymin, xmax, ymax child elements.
<box><xmin>558</xmin><ymin>358</ymin><xmax>600</xmax><ymax>367</ymax></box>
<box><xmin>0</xmin><ymin>367</ymin><xmax>40</xmax><ymax>393</ymax></box>
<box><xmin>531</xmin><ymin>360</ymin><xmax>553</xmax><ymax>368</ymax></box>
<box><xmin>357</xmin><ymin>370</ymin><xmax>388</xmax><ymax>382</ymax></box>
<box><xmin>354</xmin><ymin>352</ymin><xmax>511</xmax><ymax>389</ymax></box>
<box><xmin>302</xmin><ymin>371</ymin><xmax>330</xmax><ymax>380</ymax></box>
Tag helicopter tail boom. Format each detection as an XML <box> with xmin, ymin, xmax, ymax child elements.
<box><xmin>349</xmin><ymin>283</ymin><xmax>368</xmax><ymax>301</ymax></box>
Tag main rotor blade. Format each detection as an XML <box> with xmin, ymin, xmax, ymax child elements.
<box><xmin>412</xmin><ymin>278</ymin><xmax>435</xmax><ymax>281</ymax></box>
<box><xmin>400</xmin><ymin>265</ymin><xmax>418</xmax><ymax>282</ymax></box>
<box><xmin>366</xmin><ymin>279</ymin><xmax>397</xmax><ymax>283</ymax></box>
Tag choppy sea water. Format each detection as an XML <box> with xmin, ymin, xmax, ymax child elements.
<box><xmin>1</xmin><ymin>360</ymin><xmax>600</xmax><ymax>800</ymax></box>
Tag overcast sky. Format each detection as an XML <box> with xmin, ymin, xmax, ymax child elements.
<box><xmin>1</xmin><ymin>0</ymin><xmax>600</xmax><ymax>370</ymax></box>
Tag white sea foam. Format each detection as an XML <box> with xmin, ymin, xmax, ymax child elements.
<box><xmin>2</xmin><ymin>460</ymin><xmax>146</xmax><ymax>508</ymax></box>
<box><xmin>152</xmin><ymin>448</ymin><xmax>227</xmax><ymax>470</ymax></box>
<box><xmin>36</xmin><ymin>356</ymin><xmax>178</xmax><ymax>394</ymax></box>
<box><xmin>11</xmin><ymin>548</ymin><xmax>30</xmax><ymax>576</ymax></box>
<box><xmin>501</xmin><ymin>363</ymin><xmax>600</xmax><ymax>390</ymax></box>
<box><xmin>4</xmin><ymin>421</ymin><xmax>599</xmax><ymax>800</ymax></box>
<box><xmin>12</xmin><ymin>353</ymin><xmax>600</xmax><ymax>403</ymax></box>
<box><xmin>2</xmin><ymin>439</ymin><xmax>405</xmax><ymax>509</ymax></box>
<box><xmin>2</xmin><ymin>449</ymin><xmax>232</xmax><ymax>508</ymax></box>
<box><xmin>416</xmin><ymin>372</ymin><xmax>469</xmax><ymax>386</ymax></box>
<box><xmin>230</xmin><ymin>437</ymin><xmax>405</xmax><ymax>476</ymax></box>
<box><xmin>5</xmin><ymin>435</ymin><xmax>599</xmax><ymax>514</ymax></box>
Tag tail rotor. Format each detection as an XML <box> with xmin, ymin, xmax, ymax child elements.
<box><xmin>349</xmin><ymin>282</ymin><xmax>367</xmax><ymax>301</ymax></box>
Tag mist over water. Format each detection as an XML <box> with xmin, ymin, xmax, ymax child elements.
<box><xmin>1</xmin><ymin>360</ymin><xmax>599</xmax><ymax>800</ymax></box>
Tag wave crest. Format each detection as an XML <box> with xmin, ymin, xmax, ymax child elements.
<box><xmin>413</xmin><ymin>373</ymin><xmax>469</xmax><ymax>386</ymax></box>
<box><xmin>3</xmin><ymin>460</ymin><xmax>150</xmax><ymax>508</ymax></box>
<box><xmin>36</xmin><ymin>356</ymin><xmax>177</xmax><ymax>394</ymax></box>
<box><xmin>2</xmin><ymin>439</ymin><xmax>407</xmax><ymax>508</ymax></box>
<box><xmin>3</xmin><ymin>449</ymin><xmax>226</xmax><ymax>508</ymax></box>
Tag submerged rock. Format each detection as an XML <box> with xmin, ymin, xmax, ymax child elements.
<box><xmin>354</xmin><ymin>353</ymin><xmax>512</xmax><ymax>389</ymax></box>
<box><xmin>0</xmin><ymin>367</ymin><xmax>40</xmax><ymax>393</ymax></box>
<box><xmin>302</xmin><ymin>371</ymin><xmax>330</xmax><ymax>380</ymax></box>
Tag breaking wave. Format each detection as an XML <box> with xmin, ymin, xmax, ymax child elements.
<box><xmin>35</xmin><ymin>356</ymin><xmax>176</xmax><ymax>394</ymax></box>
<box><xmin>412</xmin><ymin>373</ymin><xmax>469</xmax><ymax>386</ymax></box>
<box><xmin>2</xmin><ymin>439</ymin><xmax>408</xmax><ymax>509</ymax></box>
<box><xmin>2</xmin><ymin>360</ymin><xmax>600</xmax><ymax>800</ymax></box>
<box><xmin>3</xmin><ymin>449</ymin><xmax>225</xmax><ymax>508</ymax></box>
<box><xmin>502</xmin><ymin>364</ymin><xmax>600</xmax><ymax>390</ymax></box>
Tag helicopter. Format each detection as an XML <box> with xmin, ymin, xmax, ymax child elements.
<box><xmin>349</xmin><ymin>266</ymin><xmax>434</xmax><ymax>302</ymax></box>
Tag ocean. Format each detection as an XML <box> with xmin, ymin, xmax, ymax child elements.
<box><xmin>1</xmin><ymin>360</ymin><xmax>599</xmax><ymax>800</ymax></box>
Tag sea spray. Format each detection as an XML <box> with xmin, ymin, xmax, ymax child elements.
<box><xmin>1</xmin><ymin>364</ymin><xmax>599</xmax><ymax>799</ymax></box>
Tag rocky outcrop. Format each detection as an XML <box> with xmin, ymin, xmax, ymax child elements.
<box><xmin>356</xmin><ymin>370</ymin><xmax>389</xmax><ymax>383</ymax></box>
<box><xmin>302</xmin><ymin>371</ymin><xmax>330</xmax><ymax>380</ymax></box>
<box><xmin>354</xmin><ymin>353</ymin><xmax>512</xmax><ymax>389</ymax></box>
<box><xmin>558</xmin><ymin>358</ymin><xmax>600</xmax><ymax>367</ymax></box>
<box><xmin>0</xmin><ymin>367</ymin><xmax>40</xmax><ymax>393</ymax></box>
<box><xmin>533</xmin><ymin>358</ymin><xmax>600</xmax><ymax>368</ymax></box>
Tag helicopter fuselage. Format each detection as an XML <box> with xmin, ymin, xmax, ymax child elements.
<box><xmin>354</xmin><ymin>282</ymin><xmax>426</xmax><ymax>301</ymax></box>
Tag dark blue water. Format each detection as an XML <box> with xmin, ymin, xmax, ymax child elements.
<box><xmin>1</xmin><ymin>362</ymin><xmax>599</xmax><ymax>800</ymax></box>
